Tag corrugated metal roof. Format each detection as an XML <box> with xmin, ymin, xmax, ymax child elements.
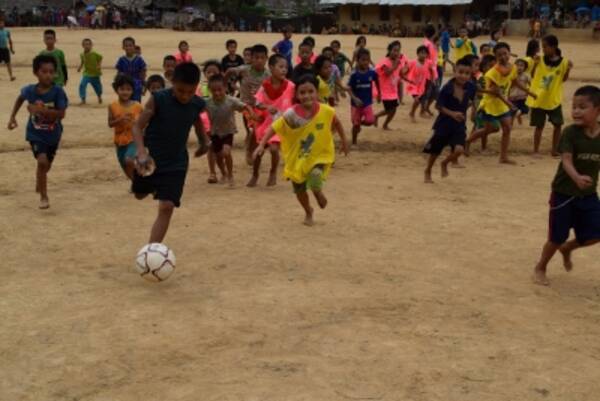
<box><xmin>319</xmin><ymin>0</ymin><xmax>472</xmax><ymax>4</ymax></box>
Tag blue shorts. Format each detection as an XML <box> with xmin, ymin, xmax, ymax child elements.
<box><xmin>116</xmin><ymin>142</ymin><xmax>137</xmax><ymax>170</ymax></box>
<box><xmin>29</xmin><ymin>141</ymin><xmax>58</xmax><ymax>163</ymax></box>
<box><xmin>479</xmin><ymin>110</ymin><xmax>512</xmax><ymax>123</ymax></box>
<box><xmin>548</xmin><ymin>192</ymin><xmax>600</xmax><ymax>245</ymax></box>
<box><xmin>511</xmin><ymin>99</ymin><xmax>529</xmax><ymax>115</ymax></box>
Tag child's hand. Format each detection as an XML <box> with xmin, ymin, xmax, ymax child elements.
<box><xmin>10</xmin><ymin>49</ymin><xmax>15</xmax><ymax>55</ymax></box>
<box><xmin>27</xmin><ymin>103</ymin><xmax>45</xmax><ymax>115</ymax></box>
<box><xmin>575</xmin><ymin>175</ymin><xmax>593</xmax><ymax>190</ymax></box>
<box><xmin>451</xmin><ymin>111</ymin><xmax>465</xmax><ymax>122</ymax></box>
<box><xmin>253</xmin><ymin>144</ymin><xmax>265</xmax><ymax>160</ymax></box>
<box><xmin>7</xmin><ymin>118</ymin><xmax>18</xmax><ymax>130</ymax></box>
<box><xmin>267</xmin><ymin>106</ymin><xmax>278</xmax><ymax>115</ymax></box>
<box><xmin>340</xmin><ymin>141</ymin><xmax>349</xmax><ymax>156</ymax></box>
<box><xmin>530</xmin><ymin>93</ymin><xmax>538</xmax><ymax>100</ymax></box>
<box><xmin>135</xmin><ymin>148</ymin><xmax>153</xmax><ymax>176</ymax></box>
<box><xmin>352</xmin><ymin>96</ymin><xmax>363</xmax><ymax>107</ymax></box>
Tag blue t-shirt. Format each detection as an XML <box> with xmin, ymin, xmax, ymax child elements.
<box><xmin>348</xmin><ymin>69</ymin><xmax>378</xmax><ymax>107</ymax></box>
<box><xmin>0</xmin><ymin>29</ymin><xmax>10</xmax><ymax>49</ymax></box>
<box><xmin>432</xmin><ymin>79</ymin><xmax>476</xmax><ymax>133</ymax></box>
<box><xmin>441</xmin><ymin>31</ymin><xmax>450</xmax><ymax>53</ymax></box>
<box><xmin>20</xmin><ymin>84</ymin><xmax>69</xmax><ymax>145</ymax></box>
<box><xmin>115</xmin><ymin>55</ymin><xmax>147</xmax><ymax>89</ymax></box>
<box><xmin>274</xmin><ymin>39</ymin><xmax>293</xmax><ymax>68</ymax></box>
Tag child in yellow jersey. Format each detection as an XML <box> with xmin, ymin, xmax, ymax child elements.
<box><xmin>524</xmin><ymin>39</ymin><xmax>540</xmax><ymax>76</ymax></box>
<box><xmin>253</xmin><ymin>75</ymin><xmax>349</xmax><ymax>226</ymax></box>
<box><xmin>314</xmin><ymin>55</ymin><xmax>350</xmax><ymax>106</ymax></box>
<box><xmin>466</xmin><ymin>42</ymin><xmax>536</xmax><ymax>164</ymax></box>
<box><xmin>454</xmin><ymin>28</ymin><xmax>474</xmax><ymax>62</ymax></box>
<box><xmin>108</xmin><ymin>74</ymin><xmax>143</xmax><ymax>180</ymax></box>
<box><xmin>528</xmin><ymin>35</ymin><xmax>573</xmax><ymax>156</ymax></box>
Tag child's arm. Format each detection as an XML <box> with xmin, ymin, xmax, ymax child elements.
<box><xmin>8</xmin><ymin>33</ymin><xmax>14</xmax><ymax>54</ymax></box>
<box><xmin>487</xmin><ymin>81</ymin><xmax>514</xmax><ymax>109</ymax></box>
<box><xmin>382</xmin><ymin>59</ymin><xmax>400</xmax><ymax>76</ymax></box>
<box><xmin>440</xmin><ymin>106</ymin><xmax>466</xmax><ymax>122</ymax></box>
<box><xmin>332</xmin><ymin>116</ymin><xmax>349</xmax><ymax>156</ymax></box>
<box><xmin>563</xmin><ymin>60</ymin><xmax>573</xmax><ymax>82</ymax></box>
<box><xmin>561</xmin><ymin>152</ymin><xmax>593</xmax><ymax>190</ymax></box>
<box><xmin>77</xmin><ymin>54</ymin><xmax>84</xmax><ymax>73</ymax></box>
<box><xmin>108</xmin><ymin>106</ymin><xmax>127</xmax><ymax>127</ymax></box>
<box><xmin>132</xmin><ymin>96</ymin><xmax>156</xmax><ymax>171</ymax></box>
<box><xmin>193</xmin><ymin>116</ymin><xmax>208</xmax><ymax>157</ymax></box>
<box><xmin>254</xmin><ymin>126</ymin><xmax>277</xmax><ymax>157</ymax></box>
<box><xmin>7</xmin><ymin>95</ymin><xmax>25</xmax><ymax>130</ymax></box>
<box><xmin>60</xmin><ymin>51</ymin><xmax>68</xmax><ymax>85</ymax></box>
<box><xmin>29</xmin><ymin>104</ymin><xmax>65</xmax><ymax>121</ymax></box>
<box><xmin>97</xmin><ymin>55</ymin><xmax>103</xmax><ymax>73</ymax></box>
<box><xmin>511</xmin><ymin>78</ymin><xmax>537</xmax><ymax>99</ymax></box>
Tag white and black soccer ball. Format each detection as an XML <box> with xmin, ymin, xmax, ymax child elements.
<box><xmin>135</xmin><ymin>243</ymin><xmax>176</xmax><ymax>282</ymax></box>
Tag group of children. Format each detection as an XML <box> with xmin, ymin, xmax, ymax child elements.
<box><xmin>4</xmin><ymin>26</ymin><xmax>600</xmax><ymax>286</ymax></box>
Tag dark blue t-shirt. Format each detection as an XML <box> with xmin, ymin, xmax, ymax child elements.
<box><xmin>21</xmin><ymin>84</ymin><xmax>68</xmax><ymax>145</ymax></box>
<box><xmin>115</xmin><ymin>55</ymin><xmax>147</xmax><ymax>90</ymax></box>
<box><xmin>145</xmin><ymin>89</ymin><xmax>205</xmax><ymax>172</ymax></box>
<box><xmin>432</xmin><ymin>79</ymin><xmax>476</xmax><ymax>133</ymax></box>
<box><xmin>348</xmin><ymin>69</ymin><xmax>378</xmax><ymax>107</ymax></box>
<box><xmin>274</xmin><ymin>38</ymin><xmax>293</xmax><ymax>68</ymax></box>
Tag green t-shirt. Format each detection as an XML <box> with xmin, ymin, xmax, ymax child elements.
<box><xmin>40</xmin><ymin>48</ymin><xmax>67</xmax><ymax>86</ymax></box>
<box><xmin>80</xmin><ymin>50</ymin><xmax>102</xmax><ymax>77</ymax></box>
<box><xmin>552</xmin><ymin>124</ymin><xmax>600</xmax><ymax>197</ymax></box>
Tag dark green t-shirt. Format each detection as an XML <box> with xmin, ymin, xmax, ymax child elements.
<box><xmin>552</xmin><ymin>124</ymin><xmax>600</xmax><ymax>197</ymax></box>
<box><xmin>145</xmin><ymin>89</ymin><xmax>205</xmax><ymax>172</ymax></box>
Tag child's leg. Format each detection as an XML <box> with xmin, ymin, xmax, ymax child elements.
<box><xmin>294</xmin><ymin>184</ymin><xmax>314</xmax><ymax>226</ymax></box>
<box><xmin>7</xmin><ymin>62</ymin><xmax>15</xmax><ymax>80</ymax></box>
<box><xmin>409</xmin><ymin>98</ymin><xmax>419</xmax><ymax>122</ymax></box>
<box><xmin>247</xmin><ymin>154</ymin><xmax>261</xmax><ymax>187</ymax></box>
<box><xmin>533</xmin><ymin>240</ymin><xmax>560</xmax><ymax>285</ymax></box>
<box><xmin>499</xmin><ymin>117</ymin><xmax>515</xmax><ymax>164</ymax></box>
<box><xmin>551</xmin><ymin>123</ymin><xmax>562</xmax><ymax>157</ymax></box>
<box><xmin>36</xmin><ymin>153</ymin><xmax>51</xmax><ymax>209</ymax></box>
<box><xmin>352</xmin><ymin>125</ymin><xmax>361</xmax><ymax>145</ymax></box>
<box><xmin>533</xmin><ymin>125</ymin><xmax>545</xmax><ymax>153</ymax></box>
<box><xmin>559</xmin><ymin>239</ymin><xmax>600</xmax><ymax>272</ymax></box>
<box><xmin>424</xmin><ymin>154</ymin><xmax>438</xmax><ymax>183</ymax></box>
<box><xmin>399</xmin><ymin>82</ymin><xmax>405</xmax><ymax>104</ymax></box>
<box><xmin>124</xmin><ymin>157</ymin><xmax>135</xmax><ymax>180</ymax></box>
<box><xmin>207</xmin><ymin>148</ymin><xmax>218</xmax><ymax>183</ymax></box>
<box><xmin>91</xmin><ymin>77</ymin><xmax>103</xmax><ymax>103</ymax></box>
<box><xmin>222</xmin><ymin>144</ymin><xmax>234</xmax><ymax>186</ymax></box>
<box><xmin>383</xmin><ymin>108</ymin><xmax>397</xmax><ymax>129</ymax></box>
<box><xmin>79</xmin><ymin>76</ymin><xmax>88</xmax><ymax>103</ymax></box>
<box><xmin>149</xmin><ymin>200</ymin><xmax>175</xmax><ymax>243</ymax></box>
<box><xmin>267</xmin><ymin>143</ymin><xmax>280</xmax><ymax>187</ymax></box>
<box><xmin>441</xmin><ymin>145</ymin><xmax>464</xmax><ymax>178</ymax></box>
<box><xmin>243</xmin><ymin>114</ymin><xmax>255</xmax><ymax>166</ymax></box>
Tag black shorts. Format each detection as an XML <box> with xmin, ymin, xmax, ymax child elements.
<box><xmin>530</xmin><ymin>106</ymin><xmax>563</xmax><ymax>128</ymax></box>
<box><xmin>131</xmin><ymin>170</ymin><xmax>187</xmax><ymax>208</ymax></box>
<box><xmin>511</xmin><ymin>99</ymin><xmax>530</xmax><ymax>115</ymax></box>
<box><xmin>0</xmin><ymin>48</ymin><xmax>10</xmax><ymax>64</ymax></box>
<box><xmin>210</xmin><ymin>134</ymin><xmax>234</xmax><ymax>154</ymax></box>
<box><xmin>29</xmin><ymin>141</ymin><xmax>58</xmax><ymax>163</ymax></box>
<box><xmin>383</xmin><ymin>99</ymin><xmax>399</xmax><ymax>112</ymax></box>
<box><xmin>422</xmin><ymin>129</ymin><xmax>466</xmax><ymax>155</ymax></box>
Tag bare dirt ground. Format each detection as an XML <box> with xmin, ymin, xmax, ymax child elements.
<box><xmin>1</xmin><ymin>28</ymin><xmax>600</xmax><ymax>401</ymax></box>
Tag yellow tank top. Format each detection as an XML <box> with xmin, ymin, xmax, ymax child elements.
<box><xmin>110</xmin><ymin>101</ymin><xmax>143</xmax><ymax>146</ymax></box>
<box><xmin>479</xmin><ymin>64</ymin><xmax>518</xmax><ymax>117</ymax></box>
<box><xmin>454</xmin><ymin>38</ymin><xmax>473</xmax><ymax>62</ymax></box>
<box><xmin>523</xmin><ymin>56</ymin><xmax>537</xmax><ymax>76</ymax></box>
<box><xmin>271</xmin><ymin>104</ymin><xmax>336</xmax><ymax>184</ymax></box>
<box><xmin>527</xmin><ymin>57</ymin><xmax>569</xmax><ymax>110</ymax></box>
<box><xmin>317</xmin><ymin>76</ymin><xmax>331</xmax><ymax>104</ymax></box>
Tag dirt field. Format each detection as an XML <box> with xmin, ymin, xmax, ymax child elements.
<box><xmin>2</xmin><ymin>28</ymin><xmax>600</xmax><ymax>401</ymax></box>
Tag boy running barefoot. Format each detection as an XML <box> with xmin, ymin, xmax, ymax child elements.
<box><xmin>77</xmin><ymin>38</ymin><xmax>103</xmax><ymax>105</ymax></box>
<box><xmin>253</xmin><ymin>75</ymin><xmax>349</xmax><ymax>226</ymax></box>
<box><xmin>0</xmin><ymin>18</ymin><xmax>16</xmax><ymax>81</ymax></box>
<box><xmin>7</xmin><ymin>55</ymin><xmax>68</xmax><ymax>209</ymax></box>
<box><xmin>132</xmin><ymin>63</ymin><xmax>207</xmax><ymax>243</ymax></box>
<box><xmin>108</xmin><ymin>74</ymin><xmax>142</xmax><ymax>180</ymax></box>
<box><xmin>533</xmin><ymin>86</ymin><xmax>600</xmax><ymax>286</ymax></box>
<box><xmin>205</xmin><ymin>75</ymin><xmax>254</xmax><ymax>187</ymax></box>
<box><xmin>423</xmin><ymin>57</ymin><xmax>476</xmax><ymax>183</ymax></box>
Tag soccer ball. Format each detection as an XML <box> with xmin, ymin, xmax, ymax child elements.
<box><xmin>135</xmin><ymin>243</ymin><xmax>176</xmax><ymax>282</ymax></box>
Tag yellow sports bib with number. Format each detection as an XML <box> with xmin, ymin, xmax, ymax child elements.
<box><xmin>479</xmin><ymin>64</ymin><xmax>518</xmax><ymax>117</ymax></box>
<box><xmin>527</xmin><ymin>57</ymin><xmax>569</xmax><ymax>110</ymax></box>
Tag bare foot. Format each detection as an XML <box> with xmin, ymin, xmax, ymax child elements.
<box><xmin>314</xmin><ymin>191</ymin><xmax>328</xmax><ymax>209</ymax></box>
<box><xmin>424</xmin><ymin>170</ymin><xmax>434</xmax><ymax>184</ymax></box>
<box><xmin>98</xmin><ymin>97</ymin><xmax>103</xmax><ymax>104</ymax></box>
<box><xmin>227</xmin><ymin>176</ymin><xmax>235</xmax><ymax>188</ymax></box>
<box><xmin>531</xmin><ymin>152</ymin><xmax>543</xmax><ymax>159</ymax></box>
<box><xmin>559</xmin><ymin>246</ymin><xmax>573</xmax><ymax>272</ymax></box>
<box><xmin>219</xmin><ymin>175</ymin><xmax>227</xmax><ymax>185</ymax></box>
<box><xmin>39</xmin><ymin>197</ymin><xmax>50</xmax><ymax>210</ymax></box>
<box><xmin>245</xmin><ymin>152</ymin><xmax>253</xmax><ymax>166</ymax></box>
<box><xmin>532</xmin><ymin>268</ymin><xmax>550</xmax><ymax>286</ymax></box>
<box><xmin>207</xmin><ymin>174</ymin><xmax>218</xmax><ymax>184</ymax></box>
<box><xmin>383</xmin><ymin>125</ymin><xmax>393</xmax><ymax>131</ymax></box>
<box><xmin>464</xmin><ymin>142</ymin><xmax>471</xmax><ymax>157</ymax></box>
<box><xmin>266</xmin><ymin>172</ymin><xmax>277</xmax><ymax>187</ymax></box>
<box><xmin>409</xmin><ymin>114</ymin><xmax>416</xmax><ymax>123</ymax></box>
<box><xmin>441</xmin><ymin>161</ymin><xmax>449</xmax><ymax>178</ymax></box>
<box><xmin>10</xmin><ymin>76</ymin><xmax>16</xmax><ymax>81</ymax></box>
<box><xmin>79</xmin><ymin>100</ymin><xmax>86</xmax><ymax>105</ymax></box>
<box><xmin>303</xmin><ymin>207</ymin><xmax>314</xmax><ymax>226</ymax></box>
<box><xmin>374</xmin><ymin>115</ymin><xmax>379</xmax><ymax>128</ymax></box>
<box><xmin>246</xmin><ymin>175</ymin><xmax>259</xmax><ymax>188</ymax></box>
<box><xmin>500</xmin><ymin>158</ymin><xmax>517</xmax><ymax>165</ymax></box>
<box><xmin>451</xmin><ymin>162</ymin><xmax>466</xmax><ymax>169</ymax></box>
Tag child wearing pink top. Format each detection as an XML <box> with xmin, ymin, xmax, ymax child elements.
<box><xmin>248</xmin><ymin>54</ymin><xmax>295</xmax><ymax>188</ymax></box>
<box><xmin>174</xmin><ymin>40</ymin><xmax>193</xmax><ymax>65</ymax></box>
<box><xmin>374</xmin><ymin>41</ymin><xmax>409</xmax><ymax>130</ymax></box>
<box><xmin>406</xmin><ymin>46</ymin><xmax>435</xmax><ymax>122</ymax></box>
<box><xmin>423</xmin><ymin>25</ymin><xmax>440</xmax><ymax>116</ymax></box>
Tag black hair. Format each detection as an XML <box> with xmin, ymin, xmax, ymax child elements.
<box><xmin>480</xmin><ymin>54</ymin><xmax>496</xmax><ymax>72</ymax></box>
<box><xmin>226</xmin><ymin>39</ymin><xmax>237</xmax><ymax>48</ymax></box>
<box><xmin>282</xmin><ymin>25</ymin><xmax>292</xmax><ymax>34</ymax></box>
<box><xmin>330</xmin><ymin>39</ymin><xmax>341</xmax><ymax>47</ymax></box>
<box><xmin>456</xmin><ymin>57</ymin><xmax>472</xmax><ymax>69</ymax></box>
<box><xmin>33</xmin><ymin>54</ymin><xmax>56</xmax><ymax>73</ymax></box>
<box><xmin>542</xmin><ymin>34</ymin><xmax>561</xmax><ymax>56</ymax></box>
<box><xmin>416</xmin><ymin>45</ymin><xmax>429</xmax><ymax>55</ymax></box>
<box><xmin>243</xmin><ymin>47</ymin><xmax>252</xmax><ymax>54</ymax></box>
<box><xmin>82</xmin><ymin>38</ymin><xmax>92</xmax><ymax>44</ymax></box>
<box><xmin>172</xmin><ymin>62</ymin><xmax>201</xmax><ymax>85</ymax></box>
<box><xmin>386</xmin><ymin>40</ymin><xmax>401</xmax><ymax>57</ymax></box>
<box><xmin>268</xmin><ymin>53</ymin><xmax>286</xmax><ymax>66</ymax></box>
<box><xmin>43</xmin><ymin>29</ymin><xmax>56</xmax><ymax>38</ymax></box>
<box><xmin>313</xmin><ymin>55</ymin><xmax>331</xmax><ymax>74</ymax></box>
<box><xmin>322</xmin><ymin>46</ymin><xmax>334</xmax><ymax>55</ymax></box>
<box><xmin>299</xmin><ymin>41</ymin><xmax>312</xmax><ymax>50</ymax></box>
<box><xmin>493</xmin><ymin>42</ymin><xmax>511</xmax><ymax>54</ymax></box>
<box><xmin>355</xmin><ymin>35</ymin><xmax>366</xmax><ymax>47</ymax></box>
<box><xmin>203</xmin><ymin>59</ymin><xmax>222</xmax><ymax>73</ymax></box>
<box><xmin>163</xmin><ymin>55</ymin><xmax>176</xmax><ymax>64</ymax></box>
<box><xmin>356</xmin><ymin>48</ymin><xmax>371</xmax><ymax>60</ymax></box>
<box><xmin>574</xmin><ymin>85</ymin><xmax>600</xmax><ymax>107</ymax></box>
<box><xmin>122</xmin><ymin>36</ymin><xmax>135</xmax><ymax>45</ymax></box>
<box><xmin>515</xmin><ymin>58</ymin><xmax>529</xmax><ymax>69</ymax></box>
<box><xmin>146</xmin><ymin>75</ymin><xmax>166</xmax><ymax>90</ymax></box>
<box><xmin>479</xmin><ymin>43</ymin><xmax>491</xmax><ymax>53</ymax></box>
<box><xmin>526</xmin><ymin>39</ymin><xmax>540</xmax><ymax>57</ymax></box>
<box><xmin>424</xmin><ymin>24</ymin><xmax>436</xmax><ymax>39</ymax></box>
<box><xmin>178</xmin><ymin>40</ymin><xmax>189</xmax><ymax>48</ymax></box>
<box><xmin>294</xmin><ymin>73</ymin><xmax>319</xmax><ymax>89</ymax></box>
<box><xmin>208</xmin><ymin>74</ymin><xmax>225</xmax><ymax>86</ymax></box>
<box><xmin>491</xmin><ymin>29</ymin><xmax>501</xmax><ymax>40</ymax></box>
<box><xmin>112</xmin><ymin>73</ymin><xmax>135</xmax><ymax>91</ymax></box>
<box><xmin>302</xmin><ymin>36</ymin><xmax>315</xmax><ymax>47</ymax></box>
<box><xmin>135</xmin><ymin>45</ymin><xmax>141</xmax><ymax>51</ymax></box>
<box><xmin>251</xmin><ymin>44</ymin><xmax>268</xmax><ymax>56</ymax></box>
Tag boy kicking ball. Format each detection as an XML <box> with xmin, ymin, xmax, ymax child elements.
<box><xmin>132</xmin><ymin>63</ymin><xmax>207</xmax><ymax>243</ymax></box>
<box><xmin>533</xmin><ymin>85</ymin><xmax>600</xmax><ymax>286</ymax></box>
